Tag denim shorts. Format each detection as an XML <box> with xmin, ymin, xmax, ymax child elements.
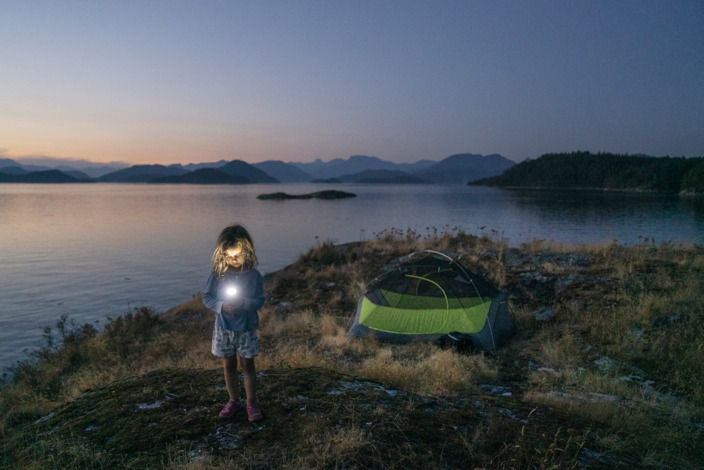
<box><xmin>211</xmin><ymin>325</ymin><xmax>259</xmax><ymax>358</ymax></box>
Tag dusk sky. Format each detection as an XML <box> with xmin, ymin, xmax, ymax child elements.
<box><xmin>2</xmin><ymin>1</ymin><xmax>703</xmax><ymax>167</ymax></box>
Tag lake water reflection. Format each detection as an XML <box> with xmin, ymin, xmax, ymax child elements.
<box><xmin>1</xmin><ymin>183</ymin><xmax>703</xmax><ymax>370</ymax></box>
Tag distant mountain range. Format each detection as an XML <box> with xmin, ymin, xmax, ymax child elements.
<box><xmin>0</xmin><ymin>158</ymin><xmax>123</xmax><ymax>179</ymax></box>
<box><xmin>96</xmin><ymin>164</ymin><xmax>188</xmax><ymax>183</ymax></box>
<box><xmin>0</xmin><ymin>169</ymin><xmax>91</xmax><ymax>183</ymax></box>
<box><xmin>7</xmin><ymin>152</ymin><xmax>699</xmax><ymax>192</ymax></box>
<box><xmin>423</xmin><ymin>153</ymin><xmax>515</xmax><ymax>183</ymax></box>
<box><xmin>0</xmin><ymin>153</ymin><xmax>516</xmax><ymax>185</ymax></box>
<box><xmin>291</xmin><ymin>155</ymin><xmax>437</xmax><ymax>181</ymax></box>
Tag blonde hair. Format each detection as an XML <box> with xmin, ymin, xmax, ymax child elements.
<box><xmin>211</xmin><ymin>224</ymin><xmax>258</xmax><ymax>275</ymax></box>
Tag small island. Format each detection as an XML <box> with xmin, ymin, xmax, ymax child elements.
<box><xmin>257</xmin><ymin>190</ymin><xmax>356</xmax><ymax>200</ymax></box>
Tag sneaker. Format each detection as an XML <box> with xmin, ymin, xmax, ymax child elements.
<box><xmin>219</xmin><ymin>399</ymin><xmax>243</xmax><ymax>418</ymax></box>
<box><xmin>246</xmin><ymin>404</ymin><xmax>263</xmax><ymax>422</ymax></box>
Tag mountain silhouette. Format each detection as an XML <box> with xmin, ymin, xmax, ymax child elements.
<box><xmin>0</xmin><ymin>169</ymin><xmax>86</xmax><ymax>183</ymax></box>
<box><xmin>150</xmin><ymin>168</ymin><xmax>250</xmax><ymax>184</ymax></box>
<box><xmin>170</xmin><ymin>160</ymin><xmax>230</xmax><ymax>172</ymax></box>
<box><xmin>98</xmin><ymin>165</ymin><xmax>188</xmax><ymax>182</ymax></box>
<box><xmin>216</xmin><ymin>160</ymin><xmax>279</xmax><ymax>183</ymax></box>
<box><xmin>253</xmin><ymin>160</ymin><xmax>311</xmax><ymax>182</ymax></box>
<box><xmin>422</xmin><ymin>153</ymin><xmax>515</xmax><ymax>183</ymax></box>
<box><xmin>148</xmin><ymin>160</ymin><xmax>279</xmax><ymax>184</ymax></box>
<box><xmin>293</xmin><ymin>155</ymin><xmax>400</xmax><ymax>180</ymax></box>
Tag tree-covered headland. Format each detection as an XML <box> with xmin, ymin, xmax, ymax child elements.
<box><xmin>472</xmin><ymin>151</ymin><xmax>704</xmax><ymax>193</ymax></box>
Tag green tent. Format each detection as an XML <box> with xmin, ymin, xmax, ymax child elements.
<box><xmin>349</xmin><ymin>250</ymin><xmax>516</xmax><ymax>354</ymax></box>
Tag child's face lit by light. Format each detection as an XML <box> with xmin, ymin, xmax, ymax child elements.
<box><xmin>225</xmin><ymin>247</ymin><xmax>244</xmax><ymax>268</ymax></box>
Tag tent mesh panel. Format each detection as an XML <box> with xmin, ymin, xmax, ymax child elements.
<box><xmin>370</xmin><ymin>251</ymin><xmax>499</xmax><ymax>303</ymax></box>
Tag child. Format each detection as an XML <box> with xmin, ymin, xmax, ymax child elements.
<box><xmin>203</xmin><ymin>224</ymin><xmax>265</xmax><ymax>421</ymax></box>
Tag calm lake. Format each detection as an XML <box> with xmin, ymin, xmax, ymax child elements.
<box><xmin>2</xmin><ymin>183</ymin><xmax>703</xmax><ymax>371</ymax></box>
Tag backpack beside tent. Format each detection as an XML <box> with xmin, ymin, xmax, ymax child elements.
<box><xmin>348</xmin><ymin>250</ymin><xmax>516</xmax><ymax>354</ymax></box>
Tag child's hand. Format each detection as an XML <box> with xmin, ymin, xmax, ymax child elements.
<box><xmin>222</xmin><ymin>297</ymin><xmax>244</xmax><ymax>313</ymax></box>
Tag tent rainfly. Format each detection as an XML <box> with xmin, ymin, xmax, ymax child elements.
<box><xmin>348</xmin><ymin>250</ymin><xmax>516</xmax><ymax>354</ymax></box>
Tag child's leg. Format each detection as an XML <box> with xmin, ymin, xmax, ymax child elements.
<box><xmin>223</xmin><ymin>355</ymin><xmax>239</xmax><ymax>401</ymax></box>
<box><xmin>240</xmin><ymin>356</ymin><xmax>257</xmax><ymax>405</ymax></box>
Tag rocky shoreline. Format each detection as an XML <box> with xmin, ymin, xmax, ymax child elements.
<box><xmin>3</xmin><ymin>235</ymin><xmax>703</xmax><ymax>469</ymax></box>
